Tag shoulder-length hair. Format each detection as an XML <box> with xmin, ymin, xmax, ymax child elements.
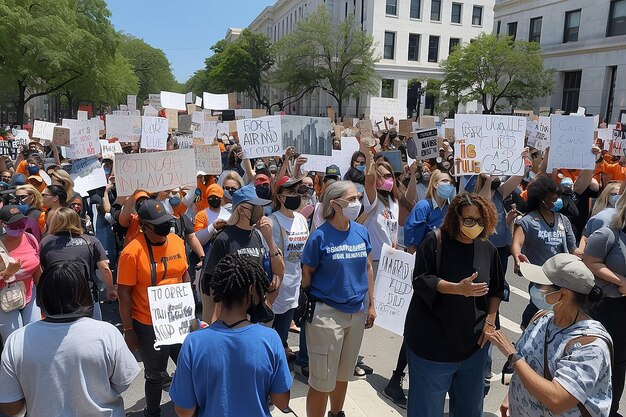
<box><xmin>441</xmin><ymin>192</ymin><xmax>498</xmax><ymax>240</ymax></box>
<box><xmin>16</xmin><ymin>184</ymin><xmax>43</xmax><ymax>209</ymax></box>
<box><xmin>592</xmin><ymin>182</ymin><xmax>621</xmax><ymax>217</ymax></box>
<box><xmin>425</xmin><ymin>169</ymin><xmax>454</xmax><ymax>200</ymax></box>
<box><xmin>37</xmin><ymin>261</ymin><xmax>93</xmax><ymax>318</ymax></box>
<box><xmin>321</xmin><ymin>181</ymin><xmax>356</xmax><ymax>219</ymax></box>
<box><xmin>49</xmin><ymin>169</ymin><xmax>75</xmax><ymax>202</ymax></box>
<box><xmin>47</xmin><ymin>207</ymin><xmax>84</xmax><ymax>236</ymax></box>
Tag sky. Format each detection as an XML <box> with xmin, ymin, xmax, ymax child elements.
<box><xmin>106</xmin><ymin>0</ymin><xmax>276</xmax><ymax>83</ymax></box>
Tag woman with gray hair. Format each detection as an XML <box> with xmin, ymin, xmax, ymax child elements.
<box><xmin>301</xmin><ymin>180</ymin><xmax>376</xmax><ymax>417</ymax></box>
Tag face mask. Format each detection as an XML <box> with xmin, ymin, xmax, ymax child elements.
<box><xmin>208</xmin><ymin>197</ymin><xmax>222</xmax><ymax>209</ymax></box>
<box><xmin>550</xmin><ymin>198</ymin><xmax>563</xmax><ymax>212</ymax></box>
<box><xmin>5</xmin><ymin>220</ymin><xmax>26</xmax><ymax>238</ymax></box>
<box><xmin>460</xmin><ymin>224</ymin><xmax>484</xmax><ymax>240</ymax></box>
<box><xmin>529</xmin><ymin>285</ymin><xmax>553</xmax><ymax>311</ymax></box>
<box><xmin>377</xmin><ymin>177</ymin><xmax>394</xmax><ymax>192</ymax></box>
<box><xmin>247</xmin><ymin>296</ymin><xmax>274</xmax><ymax>324</ymax></box>
<box><xmin>255</xmin><ymin>185</ymin><xmax>271</xmax><ymax>200</ymax></box>
<box><xmin>17</xmin><ymin>204</ymin><xmax>28</xmax><ymax>214</ymax></box>
<box><xmin>609</xmin><ymin>194</ymin><xmax>620</xmax><ymax>206</ymax></box>
<box><xmin>355</xmin><ymin>165</ymin><xmax>365</xmax><ymax>172</ymax></box>
<box><xmin>169</xmin><ymin>196</ymin><xmax>181</xmax><ymax>207</ymax></box>
<box><xmin>422</xmin><ymin>172</ymin><xmax>430</xmax><ymax>182</ymax></box>
<box><xmin>340</xmin><ymin>201</ymin><xmax>361</xmax><ymax>221</ymax></box>
<box><xmin>27</xmin><ymin>165</ymin><xmax>38</xmax><ymax>175</ymax></box>
<box><xmin>306</xmin><ymin>187</ymin><xmax>315</xmax><ymax>196</ymax></box>
<box><xmin>224</xmin><ymin>190</ymin><xmax>233</xmax><ymax>201</ymax></box>
<box><xmin>283</xmin><ymin>195</ymin><xmax>301</xmax><ymax>211</ymax></box>
<box><xmin>562</xmin><ymin>185</ymin><xmax>573</xmax><ymax>195</ymax></box>
<box><xmin>242</xmin><ymin>206</ymin><xmax>263</xmax><ymax>226</ymax></box>
<box><xmin>436</xmin><ymin>183</ymin><xmax>455</xmax><ymax>200</ymax></box>
<box><xmin>491</xmin><ymin>178</ymin><xmax>501</xmax><ymax>190</ymax></box>
<box><xmin>152</xmin><ymin>221</ymin><xmax>172</xmax><ymax>237</ymax></box>
<box><xmin>104</xmin><ymin>167</ymin><xmax>111</xmax><ymax>176</ymax></box>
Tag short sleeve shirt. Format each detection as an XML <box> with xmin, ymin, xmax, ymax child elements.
<box><xmin>362</xmin><ymin>193</ymin><xmax>398</xmax><ymax>261</ymax></box>
<box><xmin>584</xmin><ymin>226</ymin><xmax>625</xmax><ymax>298</ymax></box>
<box><xmin>40</xmin><ymin>233</ymin><xmax>108</xmax><ymax>281</ymax></box>
<box><xmin>583</xmin><ymin>208</ymin><xmax>616</xmax><ymax>238</ymax></box>
<box><xmin>517</xmin><ymin>211</ymin><xmax>576</xmax><ymax>265</ymax></box>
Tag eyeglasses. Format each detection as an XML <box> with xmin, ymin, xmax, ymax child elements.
<box><xmin>530</xmin><ymin>153</ymin><xmax>540</xmax><ymax>159</ymax></box>
<box><xmin>1</xmin><ymin>176</ymin><xmax>11</xmax><ymax>181</ymax></box>
<box><xmin>462</xmin><ymin>217</ymin><xmax>485</xmax><ymax>227</ymax></box>
<box><xmin>223</xmin><ymin>186</ymin><xmax>238</xmax><ymax>192</ymax></box>
<box><xmin>16</xmin><ymin>195</ymin><xmax>29</xmax><ymax>202</ymax></box>
<box><xmin>41</xmin><ymin>193</ymin><xmax>52</xmax><ymax>198</ymax></box>
<box><xmin>69</xmin><ymin>203</ymin><xmax>82</xmax><ymax>208</ymax></box>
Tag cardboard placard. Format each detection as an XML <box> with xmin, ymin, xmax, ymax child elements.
<box><xmin>373</xmin><ymin>244</ymin><xmax>415</xmax><ymax>336</ymax></box>
<box><xmin>357</xmin><ymin>119</ymin><xmax>373</xmax><ymax>139</ymax></box>
<box><xmin>237</xmin><ymin>116</ymin><xmax>282</xmax><ymax>158</ymax></box>
<box><xmin>398</xmin><ymin>119</ymin><xmax>413</xmax><ymax>137</ymax></box>
<box><xmin>148</xmin><ymin>283</ymin><xmax>195</xmax><ymax>348</ymax></box>
<box><xmin>148</xmin><ymin>94</ymin><xmax>162</xmax><ymax>109</ymax></box>
<box><xmin>127</xmin><ymin>95</ymin><xmax>137</xmax><ymax>110</ymax></box>
<box><xmin>140</xmin><ymin>117</ymin><xmax>169</xmax><ymax>150</ymax></box>
<box><xmin>526</xmin><ymin>116</ymin><xmax>550</xmax><ymax>151</ymax></box>
<box><xmin>454</xmin><ymin>114</ymin><xmax>526</xmax><ymax>176</ymax></box>
<box><xmin>203</xmin><ymin>93</ymin><xmax>229</xmax><ymax>110</ymax></box>
<box><xmin>379</xmin><ymin>150</ymin><xmax>403</xmax><ymax>173</ymax></box>
<box><xmin>143</xmin><ymin>105</ymin><xmax>159</xmax><ymax>117</ymax></box>
<box><xmin>0</xmin><ymin>140</ymin><xmax>25</xmax><ymax>159</ymax></box>
<box><xmin>99</xmin><ymin>140</ymin><xmax>123</xmax><ymax>160</ymax></box>
<box><xmin>185</xmin><ymin>92</ymin><xmax>193</xmax><ymax>104</ymax></box>
<box><xmin>52</xmin><ymin>126</ymin><xmax>70</xmax><ymax>146</ymax></box>
<box><xmin>160</xmin><ymin>91</ymin><xmax>187</xmax><ymax>111</ymax></box>
<box><xmin>165</xmin><ymin>109</ymin><xmax>179</xmax><ymax>130</ymax></box>
<box><xmin>251</xmin><ymin>109</ymin><xmax>267</xmax><ymax>118</ymax></box>
<box><xmin>369</xmin><ymin>97</ymin><xmax>407</xmax><ymax>125</ymax></box>
<box><xmin>178</xmin><ymin>115</ymin><xmax>192</xmax><ymax>133</ymax></box>
<box><xmin>610</xmin><ymin>129</ymin><xmax>626</xmax><ymax>157</ymax></box>
<box><xmin>114</xmin><ymin>149</ymin><xmax>196</xmax><ymax>196</ymax></box>
<box><xmin>547</xmin><ymin>115</ymin><xmax>595</xmax><ymax>171</ymax></box>
<box><xmin>419</xmin><ymin>116</ymin><xmax>436</xmax><ymax>129</ymax></box>
<box><xmin>70</xmin><ymin>156</ymin><xmax>107</xmax><ymax>196</ymax></box>
<box><xmin>176</xmin><ymin>134</ymin><xmax>194</xmax><ymax>149</ymax></box>
<box><xmin>77</xmin><ymin>110</ymin><xmax>88</xmax><ymax>121</ymax></box>
<box><xmin>228</xmin><ymin>92</ymin><xmax>238</xmax><ymax>109</ymax></box>
<box><xmin>105</xmin><ymin>114</ymin><xmax>142</xmax><ymax>143</ymax></box>
<box><xmin>327</xmin><ymin>107</ymin><xmax>336</xmax><ymax>123</ymax></box>
<box><xmin>32</xmin><ymin>120</ymin><xmax>56</xmax><ymax>141</ymax></box>
<box><xmin>235</xmin><ymin>109</ymin><xmax>253</xmax><ymax>120</ymax></box>
<box><xmin>195</xmin><ymin>145</ymin><xmax>222</xmax><ymax>175</ymax></box>
<box><xmin>195</xmin><ymin>96</ymin><xmax>202</xmax><ymax>107</ymax></box>
<box><xmin>62</xmin><ymin>119</ymin><xmax>100</xmax><ymax>159</ymax></box>
<box><xmin>186</xmin><ymin>104</ymin><xmax>196</xmax><ymax>115</ymax></box>
<box><xmin>301</xmin><ymin>137</ymin><xmax>360</xmax><ymax>176</ymax></box>
<box><xmin>282</xmin><ymin>116</ymin><xmax>333</xmax><ymax>156</ymax></box>
<box><xmin>413</xmin><ymin>128</ymin><xmax>439</xmax><ymax>160</ymax></box>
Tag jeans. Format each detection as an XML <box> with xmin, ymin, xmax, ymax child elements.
<box><xmin>407</xmin><ymin>344</ymin><xmax>488</xmax><ymax>417</ymax></box>
<box><xmin>134</xmin><ymin>320</ymin><xmax>181</xmax><ymax>417</ymax></box>
<box><xmin>295</xmin><ymin>322</ymin><xmax>308</xmax><ymax>367</ymax></box>
<box><xmin>0</xmin><ymin>286</ymin><xmax>41</xmax><ymax>343</ymax></box>
<box><xmin>273</xmin><ymin>308</ymin><xmax>296</xmax><ymax>347</ymax></box>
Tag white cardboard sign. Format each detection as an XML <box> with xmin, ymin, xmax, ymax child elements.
<box><xmin>369</xmin><ymin>97</ymin><xmax>407</xmax><ymax>126</ymax></box>
<box><xmin>195</xmin><ymin>145</ymin><xmax>222</xmax><ymax>175</ymax></box>
<box><xmin>236</xmin><ymin>116</ymin><xmax>282</xmax><ymax>158</ymax></box>
<box><xmin>99</xmin><ymin>140</ymin><xmax>123</xmax><ymax>160</ymax></box>
<box><xmin>70</xmin><ymin>156</ymin><xmax>108</xmax><ymax>196</ymax></box>
<box><xmin>105</xmin><ymin>114</ymin><xmax>142</xmax><ymax>143</ymax></box>
<box><xmin>413</xmin><ymin>128</ymin><xmax>438</xmax><ymax>160</ymax></box>
<box><xmin>32</xmin><ymin>120</ymin><xmax>56</xmax><ymax>141</ymax></box>
<box><xmin>62</xmin><ymin>119</ymin><xmax>101</xmax><ymax>160</ymax></box>
<box><xmin>127</xmin><ymin>95</ymin><xmax>137</xmax><ymax>110</ymax></box>
<box><xmin>160</xmin><ymin>91</ymin><xmax>187</xmax><ymax>111</ymax></box>
<box><xmin>526</xmin><ymin>116</ymin><xmax>550</xmax><ymax>152</ymax></box>
<box><xmin>547</xmin><ymin>115</ymin><xmax>595</xmax><ymax>171</ymax></box>
<box><xmin>203</xmin><ymin>93</ymin><xmax>229</xmax><ymax>110</ymax></box>
<box><xmin>140</xmin><ymin>117</ymin><xmax>169</xmax><ymax>150</ymax></box>
<box><xmin>148</xmin><ymin>283</ymin><xmax>195</xmax><ymax>348</ymax></box>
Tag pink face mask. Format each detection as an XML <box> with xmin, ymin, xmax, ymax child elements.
<box><xmin>377</xmin><ymin>177</ymin><xmax>394</xmax><ymax>192</ymax></box>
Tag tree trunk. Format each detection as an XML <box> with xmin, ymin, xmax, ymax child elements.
<box><xmin>337</xmin><ymin>94</ymin><xmax>343</xmax><ymax>120</ymax></box>
<box><xmin>16</xmin><ymin>81</ymin><xmax>26</xmax><ymax>127</ymax></box>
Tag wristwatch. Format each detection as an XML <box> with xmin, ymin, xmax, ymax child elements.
<box><xmin>508</xmin><ymin>352</ymin><xmax>523</xmax><ymax>365</ymax></box>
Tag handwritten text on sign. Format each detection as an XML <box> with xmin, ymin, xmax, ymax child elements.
<box><xmin>413</xmin><ymin>128</ymin><xmax>438</xmax><ymax>160</ymax></box>
<box><xmin>195</xmin><ymin>145</ymin><xmax>222</xmax><ymax>175</ymax></box>
<box><xmin>114</xmin><ymin>149</ymin><xmax>197</xmax><ymax>196</ymax></box>
<box><xmin>237</xmin><ymin>116</ymin><xmax>282</xmax><ymax>158</ymax></box>
<box><xmin>70</xmin><ymin>156</ymin><xmax>107</xmax><ymax>196</ymax></box>
<box><xmin>373</xmin><ymin>244</ymin><xmax>415</xmax><ymax>336</ymax></box>
<box><xmin>106</xmin><ymin>114</ymin><xmax>142</xmax><ymax>143</ymax></box>
<box><xmin>32</xmin><ymin>120</ymin><xmax>56</xmax><ymax>141</ymax></box>
<box><xmin>148</xmin><ymin>283</ymin><xmax>195</xmax><ymax>348</ymax></box>
<box><xmin>454</xmin><ymin>115</ymin><xmax>525</xmax><ymax>176</ymax></box>
<box><xmin>140</xmin><ymin>116</ymin><xmax>169</xmax><ymax>150</ymax></box>
<box><xmin>547</xmin><ymin>115</ymin><xmax>595</xmax><ymax>171</ymax></box>
<box><xmin>611</xmin><ymin>129</ymin><xmax>626</xmax><ymax>157</ymax></box>
<box><xmin>62</xmin><ymin>119</ymin><xmax>101</xmax><ymax>160</ymax></box>
<box><xmin>526</xmin><ymin>116</ymin><xmax>550</xmax><ymax>152</ymax></box>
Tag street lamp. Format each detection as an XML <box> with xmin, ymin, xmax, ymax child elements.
<box><xmin>414</xmin><ymin>84</ymin><xmax>423</xmax><ymax>121</ymax></box>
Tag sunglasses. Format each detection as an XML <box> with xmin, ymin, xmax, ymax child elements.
<box><xmin>462</xmin><ymin>217</ymin><xmax>485</xmax><ymax>227</ymax></box>
<box><xmin>224</xmin><ymin>186</ymin><xmax>238</xmax><ymax>192</ymax></box>
<box><xmin>1</xmin><ymin>176</ymin><xmax>11</xmax><ymax>181</ymax></box>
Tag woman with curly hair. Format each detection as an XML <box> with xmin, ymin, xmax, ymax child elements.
<box><xmin>404</xmin><ymin>192</ymin><xmax>505</xmax><ymax>417</ymax></box>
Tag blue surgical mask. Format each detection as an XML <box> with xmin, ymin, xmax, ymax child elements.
<box><xmin>224</xmin><ymin>190</ymin><xmax>233</xmax><ymax>201</ymax></box>
<box><xmin>436</xmin><ymin>183</ymin><xmax>455</xmax><ymax>201</ymax></box>
<box><xmin>169</xmin><ymin>196</ymin><xmax>181</xmax><ymax>206</ymax></box>
<box><xmin>104</xmin><ymin>167</ymin><xmax>111</xmax><ymax>176</ymax></box>
<box><xmin>355</xmin><ymin>165</ymin><xmax>365</xmax><ymax>172</ymax></box>
<box><xmin>550</xmin><ymin>198</ymin><xmax>563</xmax><ymax>212</ymax></box>
<box><xmin>17</xmin><ymin>204</ymin><xmax>28</xmax><ymax>214</ymax></box>
<box><xmin>27</xmin><ymin>165</ymin><xmax>39</xmax><ymax>175</ymax></box>
<box><xmin>529</xmin><ymin>285</ymin><xmax>553</xmax><ymax>311</ymax></box>
<box><xmin>610</xmin><ymin>194</ymin><xmax>620</xmax><ymax>207</ymax></box>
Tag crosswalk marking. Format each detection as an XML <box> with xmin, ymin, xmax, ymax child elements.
<box><xmin>499</xmin><ymin>315</ymin><xmax>522</xmax><ymax>334</ymax></box>
<box><xmin>509</xmin><ymin>284</ymin><xmax>530</xmax><ymax>300</ymax></box>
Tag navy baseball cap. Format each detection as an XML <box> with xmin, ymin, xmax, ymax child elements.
<box><xmin>232</xmin><ymin>184</ymin><xmax>271</xmax><ymax>207</ymax></box>
<box><xmin>11</xmin><ymin>174</ymin><xmax>26</xmax><ymax>186</ymax></box>
<box><xmin>325</xmin><ymin>164</ymin><xmax>341</xmax><ymax>179</ymax></box>
<box><xmin>137</xmin><ymin>199</ymin><xmax>174</xmax><ymax>225</ymax></box>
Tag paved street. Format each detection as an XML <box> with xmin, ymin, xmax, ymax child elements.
<box><xmin>116</xmin><ymin>257</ymin><xmax>626</xmax><ymax>416</ymax></box>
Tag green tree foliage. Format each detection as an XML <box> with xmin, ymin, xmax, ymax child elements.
<box><xmin>439</xmin><ymin>33</ymin><xmax>554</xmax><ymax>114</ymax></box>
<box><xmin>118</xmin><ymin>34</ymin><xmax>177</xmax><ymax>103</ymax></box>
<box><xmin>273</xmin><ymin>7</ymin><xmax>380</xmax><ymax>117</ymax></box>
<box><xmin>0</xmin><ymin>0</ymin><xmax>119</xmax><ymax>124</ymax></box>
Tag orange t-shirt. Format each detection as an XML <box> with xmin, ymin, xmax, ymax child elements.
<box><xmin>595</xmin><ymin>160</ymin><xmax>625</xmax><ymax>182</ymax></box>
<box><xmin>16</xmin><ymin>160</ymin><xmax>28</xmax><ymax>177</ymax></box>
<box><xmin>117</xmin><ymin>233</ymin><xmax>188</xmax><ymax>325</ymax></box>
<box><xmin>123</xmin><ymin>214</ymin><xmax>141</xmax><ymax>247</ymax></box>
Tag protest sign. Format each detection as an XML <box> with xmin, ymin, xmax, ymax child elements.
<box><xmin>203</xmin><ymin>93</ymin><xmax>229</xmax><ymax>110</ymax></box>
<box><xmin>105</xmin><ymin>114</ymin><xmax>142</xmax><ymax>143</ymax></box>
<box><xmin>228</xmin><ymin>93</ymin><xmax>238</xmax><ymax>109</ymax></box>
<box><xmin>398</xmin><ymin>119</ymin><xmax>413</xmax><ymax>137</ymax></box>
<box><xmin>32</xmin><ymin>120</ymin><xmax>56</xmax><ymax>141</ymax></box>
<box><xmin>610</xmin><ymin>129</ymin><xmax>626</xmax><ymax>157</ymax></box>
<box><xmin>195</xmin><ymin>145</ymin><xmax>222</xmax><ymax>175</ymax></box>
<box><xmin>281</xmin><ymin>116</ymin><xmax>332</xmax><ymax>156</ymax></box>
<box><xmin>380</xmin><ymin>150</ymin><xmax>403</xmax><ymax>173</ymax></box>
<box><xmin>373</xmin><ymin>244</ymin><xmax>415</xmax><ymax>336</ymax></box>
<box><xmin>114</xmin><ymin>149</ymin><xmax>196</xmax><ymax>196</ymax></box>
<box><xmin>127</xmin><ymin>95</ymin><xmax>137</xmax><ymax>110</ymax></box>
<box><xmin>357</xmin><ymin>119</ymin><xmax>373</xmax><ymax>139</ymax></box>
<box><xmin>513</xmin><ymin>109</ymin><xmax>533</xmax><ymax>118</ymax></box>
<box><xmin>237</xmin><ymin>116</ymin><xmax>282</xmax><ymax>158</ymax></box>
<box><xmin>186</xmin><ymin>105</ymin><xmax>197</xmax><ymax>116</ymax></box>
<box><xmin>143</xmin><ymin>105</ymin><xmax>158</xmax><ymax>117</ymax></box>
<box><xmin>327</xmin><ymin>107</ymin><xmax>336</xmax><ymax>123</ymax></box>
<box><xmin>342</xmin><ymin>118</ymin><xmax>354</xmax><ymax>128</ymax></box>
<box><xmin>185</xmin><ymin>92</ymin><xmax>193</xmax><ymax>104</ymax></box>
<box><xmin>70</xmin><ymin>156</ymin><xmax>107</xmax><ymax>196</ymax></box>
<box><xmin>99</xmin><ymin>140</ymin><xmax>123</xmax><ymax>160</ymax></box>
<box><xmin>119</xmin><ymin>105</ymin><xmax>128</xmax><ymax>112</ymax></box>
<box><xmin>165</xmin><ymin>109</ymin><xmax>178</xmax><ymax>130</ymax></box>
<box><xmin>112</xmin><ymin>111</ymin><xmax>130</xmax><ymax>116</ymax></box>
<box><xmin>149</xmin><ymin>94</ymin><xmax>162</xmax><ymax>109</ymax></box>
<box><xmin>62</xmin><ymin>119</ymin><xmax>100</xmax><ymax>160</ymax></box>
<box><xmin>597</xmin><ymin>128</ymin><xmax>613</xmax><ymax>149</ymax></box>
<box><xmin>235</xmin><ymin>109</ymin><xmax>253</xmax><ymax>120</ymax></box>
<box><xmin>419</xmin><ymin>116</ymin><xmax>436</xmax><ymax>129</ymax></box>
<box><xmin>369</xmin><ymin>97</ymin><xmax>407</xmax><ymax>125</ymax></box>
<box><xmin>52</xmin><ymin>126</ymin><xmax>70</xmax><ymax>146</ymax></box>
<box><xmin>160</xmin><ymin>91</ymin><xmax>186</xmax><ymax>111</ymax></box>
<box><xmin>176</xmin><ymin>134</ymin><xmax>194</xmax><ymax>149</ymax></box>
<box><xmin>77</xmin><ymin>110</ymin><xmax>88</xmax><ymax>121</ymax></box>
<box><xmin>195</xmin><ymin>96</ymin><xmax>202</xmax><ymax>107</ymax></box>
<box><xmin>147</xmin><ymin>282</ymin><xmax>195</xmax><ymax>348</ymax></box>
<box><xmin>178</xmin><ymin>115</ymin><xmax>192</xmax><ymax>133</ymax></box>
<box><xmin>191</xmin><ymin>111</ymin><xmax>204</xmax><ymax>125</ymax></box>
<box><xmin>454</xmin><ymin>114</ymin><xmax>526</xmax><ymax>176</ymax></box>
<box><xmin>301</xmin><ymin>137</ymin><xmax>360</xmax><ymax>175</ymax></box>
<box><xmin>526</xmin><ymin>116</ymin><xmax>550</xmax><ymax>151</ymax></box>
<box><xmin>413</xmin><ymin>128</ymin><xmax>438</xmax><ymax>160</ymax></box>
<box><xmin>251</xmin><ymin>109</ymin><xmax>267</xmax><ymax>118</ymax></box>
<box><xmin>193</xmin><ymin>120</ymin><xmax>218</xmax><ymax>144</ymax></box>
<box><xmin>0</xmin><ymin>140</ymin><xmax>24</xmax><ymax>159</ymax></box>
<box><xmin>140</xmin><ymin>117</ymin><xmax>168</xmax><ymax>150</ymax></box>
<box><xmin>547</xmin><ymin>115</ymin><xmax>595</xmax><ymax>171</ymax></box>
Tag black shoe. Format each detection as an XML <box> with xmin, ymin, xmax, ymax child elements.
<box><xmin>382</xmin><ymin>371</ymin><xmax>407</xmax><ymax>409</ymax></box>
<box><xmin>328</xmin><ymin>411</ymin><xmax>346</xmax><ymax>417</ymax></box>
<box><xmin>296</xmin><ymin>364</ymin><xmax>309</xmax><ymax>378</ymax></box>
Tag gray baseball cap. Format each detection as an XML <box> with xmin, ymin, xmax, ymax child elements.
<box><xmin>520</xmin><ymin>253</ymin><xmax>595</xmax><ymax>295</ymax></box>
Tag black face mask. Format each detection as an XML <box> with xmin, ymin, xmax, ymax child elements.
<box><xmin>152</xmin><ymin>221</ymin><xmax>172</xmax><ymax>237</ymax></box>
<box><xmin>208</xmin><ymin>197</ymin><xmax>221</xmax><ymax>209</ymax></box>
<box><xmin>491</xmin><ymin>178</ymin><xmax>501</xmax><ymax>190</ymax></box>
<box><xmin>255</xmin><ymin>185</ymin><xmax>271</xmax><ymax>200</ymax></box>
<box><xmin>247</xmin><ymin>296</ymin><xmax>274</xmax><ymax>324</ymax></box>
<box><xmin>283</xmin><ymin>195</ymin><xmax>301</xmax><ymax>211</ymax></box>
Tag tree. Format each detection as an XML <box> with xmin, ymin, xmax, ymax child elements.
<box><xmin>439</xmin><ymin>33</ymin><xmax>555</xmax><ymax>114</ymax></box>
<box><xmin>118</xmin><ymin>34</ymin><xmax>177</xmax><ymax>102</ymax></box>
<box><xmin>273</xmin><ymin>7</ymin><xmax>380</xmax><ymax>118</ymax></box>
<box><xmin>0</xmin><ymin>0</ymin><xmax>119</xmax><ymax>125</ymax></box>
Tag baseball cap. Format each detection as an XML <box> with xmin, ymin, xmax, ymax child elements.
<box><xmin>11</xmin><ymin>174</ymin><xmax>26</xmax><ymax>186</ymax></box>
<box><xmin>196</xmin><ymin>170</ymin><xmax>208</xmax><ymax>177</ymax></box>
<box><xmin>133</xmin><ymin>190</ymin><xmax>150</xmax><ymax>201</ymax></box>
<box><xmin>232</xmin><ymin>184</ymin><xmax>271</xmax><ymax>207</ymax></box>
<box><xmin>137</xmin><ymin>199</ymin><xmax>174</xmax><ymax>225</ymax></box>
<box><xmin>325</xmin><ymin>165</ymin><xmax>341</xmax><ymax>179</ymax></box>
<box><xmin>207</xmin><ymin>184</ymin><xmax>224</xmax><ymax>198</ymax></box>
<box><xmin>0</xmin><ymin>205</ymin><xmax>26</xmax><ymax>225</ymax></box>
<box><xmin>561</xmin><ymin>177</ymin><xmax>574</xmax><ymax>186</ymax></box>
<box><xmin>28</xmin><ymin>174</ymin><xmax>43</xmax><ymax>184</ymax></box>
<box><xmin>520</xmin><ymin>253</ymin><xmax>595</xmax><ymax>295</ymax></box>
<box><xmin>254</xmin><ymin>174</ymin><xmax>271</xmax><ymax>186</ymax></box>
<box><xmin>275</xmin><ymin>176</ymin><xmax>302</xmax><ymax>189</ymax></box>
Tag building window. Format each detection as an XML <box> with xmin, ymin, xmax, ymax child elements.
<box><xmin>529</xmin><ymin>17</ymin><xmax>542</xmax><ymax>43</ymax></box>
<box><xmin>428</xmin><ymin>35</ymin><xmax>440</xmax><ymax>62</ymax></box>
<box><xmin>508</xmin><ymin>22</ymin><xmax>518</xmax><ymax>40</ymax></box>
<box><xmin>608</xmin><ymin>0</ymin><xmax>626</xmax><ymax>37</ymax></box>
<box><xmin>451</xmin><ymin>3</ymin><xmax>462</xmax><ymax>24</ymax></box>
<box><xmin>431</xmin><ymin>0</ymin><xmax>441</xmax><ymax>21</ymax></box>
<box><xmin>496</xmin><ymin>20</ymin><xmax>501</xmax><ymax>34</ymax></box>
<box><xmin>563</xmin><ymin>9</ymin><xmax>581</xmax><ymax>43</ymax></box>
<box><xmin>408</xmin><ymin>34</ymin><xmax>420</xmax><ymax>61</ymax></box>
<box><xmin>449</xmin><ymin>37</ymin><xmax>461</xmax><ymax>54</ymax></box>
<box><xmin>472</xmin><ymin>6</ymin><xmax>483</xmax><ymax>26</ymax></box>
<box><xmin>384</xmin><ymin>31</ymin><xmax>396</xmax><ymax>59</ymax></box>
<box><xmin>562</xmin><ymin>71</ymin><xmax>582</xmax><ymax>113</ymax></box>
<box><xmin>410</xmin><ymin>0</ymin><xmax>421</xmax><ymax>19</ymax></box>
<box><xmin>382</xmin><ymin>79</ymin><xmax>395</xmax><ymax>98</ymax></box>
<box><xmin>386</xmin><ymin>0</ymin><xmax>397</xmax><ymax>15</ymax></box>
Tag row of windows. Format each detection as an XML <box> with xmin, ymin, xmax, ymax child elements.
<box><xmin>496</xmin><ymin>0</ymin><xmax>625</xmax><ymax>43</ymax></box>
<box><xmin>384</xmin><ymin>32</ymin><xmax>461</xmax><ymax>62</ymax></box>
<box><xmin>386</xmin><ymin>0</ymin><xmax>483</xmax><ymax>26</ymax></box>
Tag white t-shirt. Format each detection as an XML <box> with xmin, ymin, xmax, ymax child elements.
<box><xmin>363</xmin><ymin>192</ymin><xmax>399</xmax><ymax>261</ymax></box>
<box><xmin>312</xmin><ymin>202</ymin><xmax>325</xmax><ymax>230</ymax></box>
<box><xmin>270</xmin><ymin>211</ymin><xmax>310</xmax><ymax>314</ymax></box>
<box><xmin>0</xmin><ymin>318</ymin><xmax>140</xmax><ymax>417</ymax></box>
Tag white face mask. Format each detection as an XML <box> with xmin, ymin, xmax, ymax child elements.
<box><xmin>340</xmin><ymin>201</ymin><xmax>362</xmax><ymax>221</ymax></box>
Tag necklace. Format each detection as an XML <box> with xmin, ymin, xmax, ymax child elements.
<box><xmin>546</xmin><ymin>309</ymin><xmax>581</xmax><ymax>345</ymax></box>
<box><xmin>217</xmin><ymin>318</ymin><xmax>249</xmax><ymax>329</ymax></box>
<box><xmin>538</xmin><ymin>210</ymin><xmax>555</xmax><ymax>228</ymax></box>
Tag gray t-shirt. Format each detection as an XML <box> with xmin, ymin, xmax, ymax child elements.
<box><xmin>0</xmin><ymin>318</ymin><xmax>140</xmax><ymax>417</ymax></box>
<box><xmin>584</xmin><ymin>226</ymin><xmax>624</xmax><ymax>298</ymax></box>
<box><xmin>517</xmin><ymin>211</ymin><xmax>576</xmax><ymax>265</ymax></box>
<box><xmin>583</xmin><ymin>208</ymin><xmax>616</xmax><ymax>238</ymax></box>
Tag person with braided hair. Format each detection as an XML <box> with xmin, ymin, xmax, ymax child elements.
<box><xmin>170</xmin><ymin>253</ymin><xmax>292</xmax><ymax>417</ymax></box>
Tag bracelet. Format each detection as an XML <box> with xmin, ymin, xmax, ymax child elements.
<box><xmin>270</xmin><ymin>251</ymin><xmax>281</xmax><ymax>257</ymax></box>
<box><xmin>484</xmin><ymin>320</ymin><xmax>495</xmax><ymax>327</ymax></box>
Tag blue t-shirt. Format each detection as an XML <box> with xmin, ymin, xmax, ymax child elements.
<box><xmin>169</xmin><ymin>323</ymin><xmax>292</xmax><ymax>417</ymax></box>
<box><xmin>301</xmin><ymin>221</ymin><xmax>371</xmax><ymax>313</ymax></box>
<box><xmin>403</xmin><ymin>199</ymin><xmax>447</xmax><ymax>248</ymax></box>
